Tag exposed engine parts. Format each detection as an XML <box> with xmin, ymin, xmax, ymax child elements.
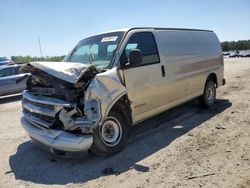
<box><xmin>21</xmin><ymin>62</ymin><xmax>101</xmax><ymax>134</ymax></box>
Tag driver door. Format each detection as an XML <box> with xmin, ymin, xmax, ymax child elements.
<box><xmin>121</xmin><ymin>32</ymin><xmax>167</xmax><ymax>123</ymax></box>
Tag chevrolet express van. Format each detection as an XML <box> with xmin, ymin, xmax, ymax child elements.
<box><xmin>21</xmin><ymin>27</ymin><xmax>225</xmax><ymax>156</ymax></box>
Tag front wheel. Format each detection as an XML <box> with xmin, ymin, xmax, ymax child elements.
<box><xmin>91</xmin><ymin>111</ymin><xmax>128</xmax><ymax>157</ymax></box>
<box><xmin>199</xmin><ymin>80</ymin><xmax>216</xmax><ymax>107</ymax></box>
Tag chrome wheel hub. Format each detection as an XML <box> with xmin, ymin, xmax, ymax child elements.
<box><xmin>207</xmin><ymin>86</ymin><xmax>214</xmax><ymax>102</ymax></box>
<box><xmin>100</xmin><ymin>117</ymin><xmax>122</xmax><ymax>146</ymax></box>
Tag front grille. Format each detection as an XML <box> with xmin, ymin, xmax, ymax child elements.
<box><xmin>23</xmin><ymin>98</ymin><xmax>54</xmax><ymax>110</ymax></box>
<box><xmin>23</xmin><ymin>108</ymin><xmax>54</xmax><ymax>123</ymax></box>
<box><xmin>22</xmin><ymin>90</ymin><xmax>70</xmax><ymax>128</ymax></box>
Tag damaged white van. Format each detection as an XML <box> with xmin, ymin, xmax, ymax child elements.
<box><xmin>21</xmin><ymin>28</ymin><xmax>225</xmax><ymax>156</ymax></box>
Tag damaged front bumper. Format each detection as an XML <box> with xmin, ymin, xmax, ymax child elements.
<box><xmin>21</xmin><ymin>90</ymin><xmax>97</xmax><ymax>154</ymax></box>
<box><xmin>21</xmin><ymin>117</ymin><xmax>93</xmax><ymax>153</ymax></box>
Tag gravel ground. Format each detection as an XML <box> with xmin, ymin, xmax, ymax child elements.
<box><xmin>0</xmin><ymin>58</ymin><xmax>249</xmax><ymax>188</ymax></box>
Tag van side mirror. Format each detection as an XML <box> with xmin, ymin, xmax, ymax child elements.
<box><xmin>129</xmin><ymin>49</ymin><xmax>142</xmax><ymax>67</ymax></box>
<box><xmin>119</xmin><ymin>49</ymin><xmax>142</xmax><ymax>69</ymax></box>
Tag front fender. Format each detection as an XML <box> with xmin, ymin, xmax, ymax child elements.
<box><xmin>84</xmin><ymin>67</ymin><xmax>127</xmax><ymax>123</ymax></box>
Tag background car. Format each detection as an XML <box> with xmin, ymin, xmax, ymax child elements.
<box><xmin>229</xmin><ymin>51</ymin><xmax>239</xmax><ymax>58</ymax></box>
<box><xmin>0</xmin><ymin>64</ymin><xmax>30</xmax><ymax>96</ymax></box>
<box><xmin>0</xmin><ymin>56</ymin><xmax>14</xmax><ymax>66</ymax></box>
<box><xmin>238</xmin><ymin>50</ymin><xmax>250</xmax><ymax>57</ymax></box>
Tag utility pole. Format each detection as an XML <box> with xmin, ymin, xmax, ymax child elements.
<box><xmin>38</xmin><ymin>36</ymin><xmax>43</xmax><ymax>58</ymax></box>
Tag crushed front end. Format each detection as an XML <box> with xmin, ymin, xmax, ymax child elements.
<box><xmin>21</xmin><ymin>61</ymin><xmax>101</xmax><ymax>155</ymax></box>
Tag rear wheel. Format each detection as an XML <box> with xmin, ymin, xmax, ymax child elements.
<box><xmin>199</xmin><ymin>80</ymin><xmax>216</xmax><ymax>107</ymax></box>
<box><xmin>91</xmin><ymin>111</ymin><xmax>128</xmax><ymax>157</ymax></box>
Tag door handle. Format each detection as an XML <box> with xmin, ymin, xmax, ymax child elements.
<box><xmin>161</xmin><ymin>65</ymin><xmax>166</xmax><ymax>77</ymax></box>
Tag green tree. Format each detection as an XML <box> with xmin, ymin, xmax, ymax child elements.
<box><xmin>221</xmin><ymin>40</ymin><xmax>250</xmax><ymax>51</ymax></box>
<box><xmin>11</xmin><ymin>55</ymin><xmax>65</xmax><ymax>63</ymax></box>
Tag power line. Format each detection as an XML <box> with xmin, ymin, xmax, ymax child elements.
<box><xmin>38</xmin><ymin>36</ymin><xmax>43</xmax><ymax>58</ymax></box>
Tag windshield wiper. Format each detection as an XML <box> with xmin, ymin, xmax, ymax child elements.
<box><xmin>88</xmin><ymin>44</ymin><xmax>95</xmax><ymax>66</ymax></box>
<box><xmin>88</xmin><ymin>52</ymin><xmax>94</xmax><ymax>65</ymax></box>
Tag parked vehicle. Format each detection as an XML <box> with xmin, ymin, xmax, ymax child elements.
<box><xmin>21</xmin><ymin>28</ymin><xmax>225</xmax><ymax>157</ymax></box>
<box><xmin>0</xmin><ymin>56</ymin><xmax>14</xmax><ymax>66</ymax></box>
<box><xmin>229</xmin><ymin>51</ymin><xmax>239</xmax><ymax>58</ymax></box>
<box><xmin>243</xmin><ymin>51</ymin><xmax>250</xmax><ymax>57</ymax></box>
<box><xmin>0</xmin><ymin>64</ymin><xmax>30</xmax><ymax>96</ymax></box>
<box><xmin>238</xmin><ymin>50</ymin><xmax>250</xmax><ymax>57</ymax></box>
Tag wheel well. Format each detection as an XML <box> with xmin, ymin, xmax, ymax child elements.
<box><xmin>207</xmin><ymin>73</ymin><xmax>218</xmax><ymax>87</ymax></box>
<box><xmin>109</xmin><ymin>95</ymin><xmax>133</xmax><ymax>126</ymax></box>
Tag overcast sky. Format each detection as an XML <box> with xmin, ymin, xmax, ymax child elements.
<box><xmin>0</xmin><ymin>0</ymin><xmax>249</xmax><ymax>57</ymax></box>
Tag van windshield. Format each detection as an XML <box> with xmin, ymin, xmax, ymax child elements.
<box><xmin>64</xmin><ymin>32</ymin><xmax>124</xmax><ymax>70</ymax></box>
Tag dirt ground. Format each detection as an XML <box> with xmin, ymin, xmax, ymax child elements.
<box><xmin>0</xmin><ymin>58</ymin><xmax>249</xmax><ymax>188</ymax></box>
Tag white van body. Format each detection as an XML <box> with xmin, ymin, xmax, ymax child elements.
<box><xmin>21</xmin><ymin>28</ymin><xmax>225</xmax><ymax>156</ymax></box>
<box><xmin>117</xmin><ymin>28</ymin><xmax>224</xmax><ymax>122</ymax></box>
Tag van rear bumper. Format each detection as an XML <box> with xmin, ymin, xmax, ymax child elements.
<box><xmin>21</xmin><ymin>117</ymin><xmax>93</xmax><ymax>154</ymax></box>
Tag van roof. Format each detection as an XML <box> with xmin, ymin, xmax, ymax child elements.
<box><xmin>79</xmin><ymin>27</ymin><xmax>214</xmax><ymax>43</ymax></box>
<box><xmin>101</xmin><ymin>27</ymin><xmax>213</xmax><ymax>34</ymax></box>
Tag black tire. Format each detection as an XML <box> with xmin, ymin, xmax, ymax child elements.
<box><xmin>199</xmin><ymin>80</ymin><xmax>216</xmax><ymax>107</ymax></box>
<box><xmin>90</xmin><ymin>111</ymin><xmax>128</xmax><ymax>157</ymax></box>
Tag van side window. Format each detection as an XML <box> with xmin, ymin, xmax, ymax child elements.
<box><xmin>124</xmin><ymin>32</ymin><xmax>160</xmax><ymax>66</ymax></box>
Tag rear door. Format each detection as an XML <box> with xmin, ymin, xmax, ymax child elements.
<box><xmin>121</xmin><ymin>32</ymin><xmax>167</xmax><ymax>122</ymax></box>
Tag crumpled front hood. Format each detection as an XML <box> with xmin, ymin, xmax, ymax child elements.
<box><xmin>29</xmin><ymin>61</ymin><xmax>97</xmax><ymax>84</ymax></box>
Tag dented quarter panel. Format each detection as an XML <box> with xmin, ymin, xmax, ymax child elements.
<box><xmin>84</xmin><ymin>67</ymin><xmax>127</xmax><ymax>122</ymax></box>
